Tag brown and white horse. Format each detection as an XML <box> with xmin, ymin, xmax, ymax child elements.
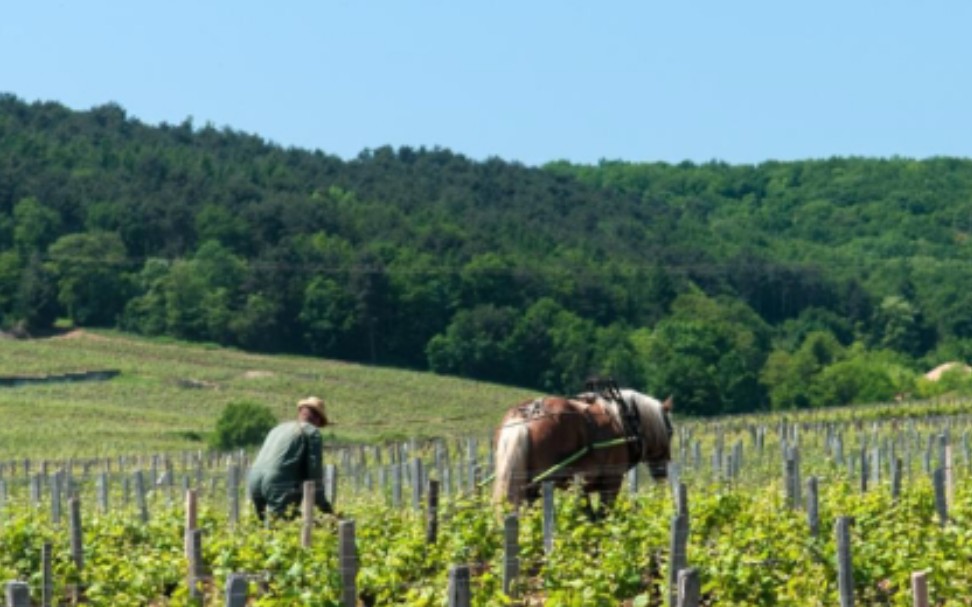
<box><xmin>492</xmin><ymin>388</ymin><xmax>673</xmax><ymax>509</ymax></box>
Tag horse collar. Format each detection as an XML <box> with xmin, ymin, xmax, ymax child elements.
<box><xmin>619</xmin><ymin>395</ymin><xmax>644</xmax><ymax>464</ymax></box>
<box><xmin>518</xmin><ymin>398</ymin><xmax>546</xmax><ymax>420</ymax></box>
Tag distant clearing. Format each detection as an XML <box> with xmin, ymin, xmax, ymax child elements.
<box><xmin>0</xmin><ymin>330</ymin><xmax>536</xmax><ymax>458</ymax></box>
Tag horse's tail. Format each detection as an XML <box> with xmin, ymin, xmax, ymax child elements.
<box><xmin>493</xmin><ymin>420</ymin><xmax>530</xmax><ymax>505</ymax></box>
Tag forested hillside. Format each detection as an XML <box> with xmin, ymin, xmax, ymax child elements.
<box><xmin>4</xmin><ymin>94</ymin><xmax>972</xmax><ymax>414</ymax></box>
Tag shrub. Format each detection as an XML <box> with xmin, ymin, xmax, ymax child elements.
<box><xmin>209</xmin><ymin>401</ymin><xmax>277</xmax><ymax>451</ymax></box>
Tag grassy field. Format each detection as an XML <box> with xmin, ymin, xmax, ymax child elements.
<box><xmin>0</xmin><ymin>329</ymin><xmax>537</xmax><ymax>458</ymax></box>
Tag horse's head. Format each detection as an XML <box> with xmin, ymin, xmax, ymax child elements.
<box><xmin>623</xmin><ymin>390</ymin><xmax>674</xmax><ymax>480</ymax></box>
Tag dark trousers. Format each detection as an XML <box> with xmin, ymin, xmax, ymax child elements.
<box><xmin>251</xmin><ymin>489</ymin><xmax>331</xmax><ymax>522</ymax></box>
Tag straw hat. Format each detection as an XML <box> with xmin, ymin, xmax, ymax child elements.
<box><xmin>296</xmin><ymin>396</ymin><xmax>329</xmax><ymax>425</ymax></box>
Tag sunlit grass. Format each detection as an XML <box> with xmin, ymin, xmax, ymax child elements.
<box><xmin>0</xmin><ymin>330</ymin><xmax>536</xmax><ymax>458</ymax></box>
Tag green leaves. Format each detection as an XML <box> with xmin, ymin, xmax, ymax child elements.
<box><xmin>209</xmin><ymin>401</ymin><xmax>277</xmax><ymax>451</ymax></box>
<box><xmin>3</xmin><ymin>469</ymin><xmax>972</xmax><ymax>605</ymax></box>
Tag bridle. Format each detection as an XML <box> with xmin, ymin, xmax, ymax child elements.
<box><xmin>646</xmin><ymin>409</ymin><xmax>673</xmax><ymax>479</ymax></box>
<box><xmin>581</xmin><ymin>377</ymin><xmax>673</xmax><ymax>479</ymax></box>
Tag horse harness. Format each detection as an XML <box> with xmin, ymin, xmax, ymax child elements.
<box><xmin>618</xmin><ymin>393</ymin><xmax>645</xmax><ymax>464</ymax></box>
<box><xmin>508</xmin><ymin>389</ymin><xmax>646</xmax><ymax>486</ymax></box>
<box><xmin>585</xmin><ymin>379</ymin><xmax>645</xmax><ymax>465</ymax></box>
<box><xmin>516</xmin><ymin>398</ymin><xmax>547</xmax><ymax>421</ymax></box>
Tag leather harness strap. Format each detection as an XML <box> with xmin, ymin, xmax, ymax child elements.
<box><xmin>592</xmin><ymin>377</ymin><xmax>644</xmax><ymax>465</ymax></box>
<box><xmin>617</xmin><ymin>394</ymin><xmax>644</xmax><ymax>464</ymax></box>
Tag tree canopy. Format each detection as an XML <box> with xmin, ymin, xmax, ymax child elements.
<box><xmin>5</xmin><ymin>94</ymin><xmax>972</xmax><ymax>413</ymax></box>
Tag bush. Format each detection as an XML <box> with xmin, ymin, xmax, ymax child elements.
<box><xmin>209</xmin><ymin>401</ymin><xmax>278</xmax><ymax>451</ymax></box>
<box><xmin>811</xmin><ymin>358</ymin><xmax>897</xmax><ymax>407</ymax></box>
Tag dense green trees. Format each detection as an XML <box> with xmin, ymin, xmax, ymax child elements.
<box><xmin>5</xmin><ymin>94</ymin><xmax>972</xmax><ymax>412</ymax></box>
<box><xmin>48</xmin><ymin>231</ymin><xmax>129</xmax><ymax>325</ymax></box>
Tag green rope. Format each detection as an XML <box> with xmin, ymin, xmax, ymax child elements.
<box><xmin>529</xmin><ymin>436</ymin><xmax>632</xmax><ymax>484</ymax></box>
<box><xmin>534</xmin><ymin>446</ymin><xmax>590</xmax><ymax>482</ymax></box>
<box><xmin>477</xmin><ymin>435</ymin><xmax>634</xmax><ymax>488</ymax></box>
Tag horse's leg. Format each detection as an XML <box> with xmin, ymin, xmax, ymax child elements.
<box><xmin>525</xmin><ymin>484</ymin><xmax>540</xmax><ymax>504</ymax></box>
<box><xmin>580</xmin><ymin>475</ymin><xmax>625</xmax><ymax>521</ymax></box>
<box><xmin>578</xmin><ymin>476</ymin><xmax>606</xmax><ymax>521</ymax></box>
<box><xmin>599</xmin><ymin>477</ymin><xmax>624</xmax><ymax>512</ymax></box>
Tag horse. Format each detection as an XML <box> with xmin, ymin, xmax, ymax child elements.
<box><xmin>492</xmin><ymin>385</ymin><xmax>673</xmax><ymax>514</ymax></box>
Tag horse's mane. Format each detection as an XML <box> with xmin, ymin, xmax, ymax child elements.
<box><xmin>576</xmin><ymin>389</ymin><xmax>671</xmax><ymax>459</ymax></box>
<box><xmin>619</xmin><ymin>389</ymin><xmax>672</xmax><ymax>450</ymax></box>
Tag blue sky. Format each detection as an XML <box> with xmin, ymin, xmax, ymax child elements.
<box><xmin>2</xmin><ymin>1</ymin><xmax>970</xmax><ymax>166</ymax></box>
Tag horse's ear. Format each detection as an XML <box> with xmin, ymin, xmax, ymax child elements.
<box><xmin>662</xmin><ymin>395</ymin><xmax>674</xmax><ymax>412</ymax></box>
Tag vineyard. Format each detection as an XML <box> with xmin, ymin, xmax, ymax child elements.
<box><xmin>3</xmin><ymin>398</ymin><xmax>972</xmax><ymax>606</ymax></box>
<box><xmin>2</xmin><ymin>334</ymin><xmax>972</xmax><ymax>605</ymax></box>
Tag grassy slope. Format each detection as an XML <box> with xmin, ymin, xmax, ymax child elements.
<box><xmin>0</xmin><ymin>330</ymin><xmax>537</xmax><ymax>459</ymax></box>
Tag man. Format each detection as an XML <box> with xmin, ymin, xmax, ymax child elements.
<box><xmin>247</xmin><ymin>396</ymin><xmax>334</xmax><ymax>521</ymax></box>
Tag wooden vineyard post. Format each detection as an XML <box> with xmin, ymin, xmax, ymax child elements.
<box><xmin>448</xmin><ymin>565</ymin><xmax>471</xmax><ymax>607</ymax></box>
<box><xmin>807</xmin><ymin>476</ymin><xmax>820</xmax><ymax>537</ymax></box>
<box><xmin>339</xmin><ymin>520</ymin><xmax>357</xmax><ymax>607</ymax></box>
<box><xmin>301</xmin><ymin>481</ymin><xmax>315</xmax><ymax>548</ymax></box>
<box><xmin>732</xmin><ymin>440</ymin><xmax>743</xmax><ymax>479</ymax></box>
<box><xmin>225</xmin><ymin>574</ymin><xmax>248</xmax><ymax>607</ymax></box>
<box><xmin>485</xmin><ymin>432</ymin><xmax>495</xmax><ymax>481</ymax></box>
<box><xmin>677</xmin><ymin>567</ymin><xmax>700</xmax><ymax>607</ymax></box>
<box><xmin>30</xmin><ymin>474</ymin><xmax>40</xmax><ymax>508</ymax></box>
<box><xmin>791</xmin><ymin>446</ymin><xmax>801</xmax><ymax>506</ymax></box>
<box><xmin>784</xmin><ymin>446</ymin><xmax>799</xmax><ymax>509</ymax></box>
<box><xmin>187</xmin><ymin>529</ymin><xmax>203</xmax><ymax>604</ymax></box>
<box><xmin>836</xmin><ymin>517</ymin><xmax>854</xmax><ymax>607</ymax></box>
<box><xmin>194</xmin><ymin>455</ymin><xmax>204</xmax><ymax>490</ymax></box>
<box><xmin>892</xmin><ymin>458</ymin><xmax>902</xmax><ymax>502</ymax></box>
<box><xmin>542</xmin><ymin>481</ymin><xmax>555</xmax><ymax>555</ymax></box>
<box><xmin>135</xmin><ymin>470</ymin><xmax>149</xmax><ymax>523</ymax></box>
<box><xmin>435</xmin><ymin>440</ymin><xmax>446</xmax><ymax>490</ymax></box>
<box><xmin>150</xmin><ymin>456</ymin><xmax>159</xmax><ymax>498</ymax></box>
<box><xmin>911</xmin><ymin>570</ymin><xmax>929</xmax><ymax>607</ymax></box>
<box><xmin>503</xmin><ymin>514</ymin><xmax>519</xmax><ymax>597</ymax></box>
<box><xmin>667</xmin><ymin>461</ymin><xmax>680</xmax><ymax>495</ymax></box>
<box><xmin>227</xmin><ymin>464</ymin><xmax>239</xmax><ymax>526</ymax></box>
<box><xmin>668</xmin><ymin>512</ymin><xmax>689</xmax><ymax>607</ymax></box>
<box><xmin>69</xmin><ymin>497</ymin><xmax>83</xmax><ymax>569</ymax></box>
<box><xmin>676</xmin><ymin>483</ymin><xmax>689</xmax><ymax>521</ymax></box>
<box><xmin>41</xmin><ymin>542</ymin><xmax>53</xmax><ymax>607</ymax></box>
<box><xmin>122</xmin><ymin>475</ymin><xmax>130</xmax><ymax>508</ymax></box>
<box><xmin>467</xmin><ymin>438</ymin><xmax>478</xmax><ymax>494</ymax></box>
<box><xmin>833</xmin><ymin>432</ymin><xmax>844</xmax><ymax>468</ymax></box>
<box><xmin>411</xmin><ymin>458</ymin><xmax>424</xmax><ymax>511</ymax></box>
<box><xmin>97</xmin><ymin>472</ymin><xmax>109</xmax><ymax>513</ymax></box>
<box><xmin>860</xmin><ymin>443</ymin><xmax>868</xmax><ymax>494</ymax></box>
<box><xmin>963</xmin><ymin>431</ymin><xmax>971</xmax><ymax>468</ymax></box>
<box><xmin>944</xmin><ymin>444</ymin><xmax>953</xmax><ymax>510</ymax></box>
<box><xmin>870</xmin><ymin>446</ymin><xmax>881</xmax><ymax>485</ymax></box>
<box><xmin>936</xmin><ymin>433</ymin><xmax>947</xmax><ymax>477</ymax></box>
<box><xmin>4</xmin><ymin>581</ymin><xmax>29</xmax><ymax>607</ymax></box>
<box><xmin>69</xmin><ymin>497</ymin><xmax>84</xmax><ymax>603</ymax></box>
<box><xmin>163</xmin><ymin>457</ymin><xmax>174</xmax><ymax>505</ymax></box>
<box><xmin>392</xmin><ymin>464</ymin><xmax>402</xmax><ymax>509</ymax></box>
<box><xmin>378</xmin><ymin>464</ymin><xmax>387</xmax><ymax>498</ymax></box>
<box><xmin>325</xmin><ymin>464</ymin><xmax>338</xmax><ymax>509</ymax></box>
<box><xmin>933</xmin><ymin>468</ymin><xmax>948</xmax><ymax>527</ymax></box>
<box><xmin>185</xmin><ymin>489</ymin><xmax>198</xmax><ymax>559</ymax></box>
<box><xmin>50</xmin><ymin>471</ymin><xmax>61</xmax><ymax>525</ymax></box>
<box><xmin>426</xmin><ymin>479</ymin><xmax>439</xmax><ymax>545</ymax></box>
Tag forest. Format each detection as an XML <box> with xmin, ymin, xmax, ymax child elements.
<box><xmin>3</xmin><ymin>93</ymin><xmax>972</xmax><ymax>415</ymax></box>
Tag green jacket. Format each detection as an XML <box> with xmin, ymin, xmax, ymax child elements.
<box><xmin>247</xmin><ymin>421</ymin><xmax>329</xmax><ymax>514</ymax></box>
